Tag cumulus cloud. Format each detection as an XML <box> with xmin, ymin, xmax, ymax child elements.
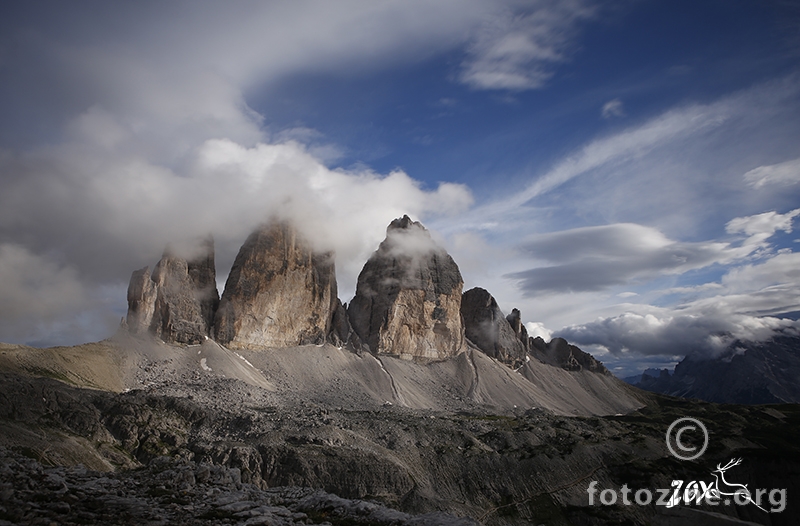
<box><xmin>601</xmin><ymin>98</ymin><xmax>625</xmax><ymax>119</ymax></box>
<box><xmin>558</xmin><ymin>309</ymin><xmax>800</xmax><ymax>358</ymax></box>
<box><xmin>557</xmin><ymin>244</ymin><xmax>800</xmax><ymax>358</ymax></box>
<box><xmin>0</xmin><ymin>136</ymin><xmax>472</xmax><ymax>317</ymax></box>
<box><xmin>725</xmin><ymin>208</ymin><xmax>800</xmax><ymax>246</ymax></box>
<box><xmin>743</xmin><ymin>157</ymin><xmax>800</xmax><ymax>188</ymax></box>
<box><xmin>458</xmin><ymin>0</ymin><xmax>595</xmax><ymax>90</ymax></box>
<box><xmin>0</xmin><ymin>1</ymin><xmax>510</xmax><ymax>344</ymax></box>
<box><xmin>525</xmin><ymin>321</ymin><xmax>552</xmax><ymax>341</ymax></box>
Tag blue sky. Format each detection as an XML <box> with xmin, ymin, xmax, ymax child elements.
<box><xmin>1</xmin><ymin>1</ymin><xmax>799</xmax><ymax>377</ymax></box>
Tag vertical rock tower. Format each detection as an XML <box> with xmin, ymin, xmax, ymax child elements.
<box><xmin>213</xmin><ymin>222</ymin><xmax>338</xmax><ymax>349</ymax></box>
<box><xmin>348</xmin><ymin>215</ymin><xmax>465</xmax><ymax>360</ymax></box>
<box><xmin>461</xmin><ymin>287</ymin><xmax>527</xmax><ymax>369</ymax></box>
<box><xmin>126</xmin><ymin>236</ymin><xmax>219</xmax><ymax>344</ymax></box>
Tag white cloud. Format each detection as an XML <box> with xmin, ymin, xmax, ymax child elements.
<box><xmin>525</xmin><ymin>321</ymin><xmax>552</xmax><ymax>341</ymax></box>
<box><xmin>1</xmin><ymin>1</ymin><xmax>515</xmax><ymax>345</ymax></box>
<box><xmin>617</xmin><ymin>292</ymin><xmax>638</xmax><ymax>298</ymax></box>
<box><xmin>558</xmin><ymin>309</ymin><xmax>799</xmax><ymax>358</ymax></box>
<box><xmin>601</xmin><ymin>98</ymin><xmax>625</xmax><ymax>119</ymax></box>
<box><xmin>725</xmin><ymin>208</ymin><xmax>800</xmax><ymax>247</ymax></box>
<box><xmin>556</xmin><ymin>244</ymin><xmax>800</xmax><ymax>358</ymax></box>
<box><xmin>438</xmin><ymin>76</ymin><xmax>800</xmax><ymax>239</ymax></box>
<box><xmin>449</xmin><ymin>100</ymin><xmax>733</xmax><ymax>231</ymax></box>
<box><xmin>458</xmin><ymin>0</ymin><xmax>595</xmax><ymax>90</ymax></box>
<box><xmin>721</xmin><ymin>251</ymin><xmax>800</xmax><ymax>294</ymax></box>
<box><xmin>0</xmin><ymin>136</ymin><xmax>473</xmax><ymax>342</ymax></box>
<box><xmin>743</xmin><ymin>157</ymin><xmax>800</xmax><ymax>188</ymax></box>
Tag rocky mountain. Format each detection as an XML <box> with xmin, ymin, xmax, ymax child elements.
<box><xmin>529</xmin><ymin>336</ymin><xmax>608</xmax><ymax>374</ymax></box>
<box><xmin>461</xmin><ymin>287</ymin><xmax>528</xmax><ymax>369</ymax></box>
<box><xmin>116</xmin><ymin>215</ymin><xmax>637</xmax><ymax>416</ymax></box>
<box><xmin>4</xmin><ymin>214</ymin><xmax>800</xmax><ymax>524</ymax></box>
<box><xmin>214</xmin><ymin>222</ymin><xmax>338</xmax><ymax>349</ymax></box>
<box><xmin>632</xmin><ymin>334</ymin><xmax>800</xmax><ymax>404</ymax></box>
<box><xmin>126</xmin><ymin>237</ymin><xmax>219</xmax><ymax>344</ymax></box>
<box><xmin>623</xmin><ymin>368</ymin><xmax>671</xmax><ymax>385</ymax></box>
<box><xmin>348</xmin><ymin>215</ymin><xmax>465</xmax><ymax>360</ymax></box>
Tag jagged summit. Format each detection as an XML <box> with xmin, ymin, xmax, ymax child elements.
<box><xmin>122</xmin><ymin>216</ymin><xmax>612</xmax><ymax>383</ymax></box>
<box><xmin>631</xmin><ymin>334</ymin><xmax>800</xmax><ymax>403</ymax></box>
<box><xmin>461</xmin><ymin>287</ymin><xmax>527</xmax><ymax>369</ymax></box>
<box><xmin>529</xmin><ymin>336</ymin><xmax>608</xmax><ymax>374</ymax></box>
<box><xmin>34</xmin><ymin>214</ymin><xmax>645</xmax><ymax>421</ymax></box>
<box><xmin>348</xmin><ymin>215</ymin><xmax>465</xmax><ymax>360</ymax></box>
<box><xmin>126</xmin><ymin>236</ymin><xmax>219</xmax><ymax>344</ymax></box>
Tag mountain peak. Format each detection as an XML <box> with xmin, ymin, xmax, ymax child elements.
<box><xmin>348</xmin><ymin>216</ymin><xmax>464</xmax><ymax>360</ymax></box>
<box><xmin>213</xmin><ymin>221</ymin><xmax>338</xmax><ymax>349</ymax></box>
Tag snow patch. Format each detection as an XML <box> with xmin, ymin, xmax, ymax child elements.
<box><xmin>233</xmin><ymin>351</ymin><xmax>255</xmax><ymax>369</ymax></box>
<box><xmin>200</xmin><ymin>358</ymin><xmax>212</xmax><ymax>372</ymax></box>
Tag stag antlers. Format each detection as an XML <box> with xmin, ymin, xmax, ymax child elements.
<box><xmin>716</xmin><ymin>458</ymin><xmax>743</xmax><ymax>472</ymax></box>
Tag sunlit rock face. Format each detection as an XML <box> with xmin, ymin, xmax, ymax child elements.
<box><xmin>461</xmin><ymin>287</ymin><xmax>527</xmax><ymax>369</ymax></box>
<box><xmin>348</xmin><ymin>215</ymin><xmax>464</xmax><ymax>360</ymax></box>
<box><xmin>126</xmin><ymin>237</ymin><xmax>219</xmax><ymax>344</ymax></box>
<box><xmin>213</xmin><ymin>222</ymin><xmax>338</xmax><ymax>349</ymax></box>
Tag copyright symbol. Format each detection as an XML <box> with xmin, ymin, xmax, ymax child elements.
<box><xmin>666</xmin><ymin>417</ymin><xmax>708</xmax><ymax>461</ymax></box>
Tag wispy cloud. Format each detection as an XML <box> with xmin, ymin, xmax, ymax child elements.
<box><xmin>458</xmin><ymin>0</ymin><xmax>595</xmax><ymax>90</ymax></box>
<box><xmin>507</xmin><ymin>208</ymin><xmax>798</xmax><ymax>296</ymax></box>
<box><xmin>743</xmin><ymin>157</ymin><xmax>800</xmax><ymax>188</ymax></box>
<box><xmin>556</xmin><ymin>225</ymin><xmax>800</xmax><ymax>358</ymax></box>
<box><xmin>601</xmin><ymin>98</ymin><xmax>625</xmax><ymax>119</ymax></box>
<box><xmin>507</xmin><ymin>223</ymin><xmax>744</xmax><ymax>293</ymax></box>
<box><xmin>438</xmin><ymin>76</ymin><xmax>800</xmax><ymax>239</ymax></box>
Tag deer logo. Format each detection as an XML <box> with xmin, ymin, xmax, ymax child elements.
<box><xmin>710</xmin><ymin>458</ymin><xmax>767</xmax><ymax>512</ymax></box>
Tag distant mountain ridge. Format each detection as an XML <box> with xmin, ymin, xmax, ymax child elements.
<box><xmin>630</xmin><ymin>334</ymin><xmax>800</xmax><ymax>404</ymax></box>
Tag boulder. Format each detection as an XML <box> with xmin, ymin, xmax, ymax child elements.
<box><xmin>214</xmin><ymin>222</ymin><xmax>338</xmax><ymax>349</ymax></box>
<box><xmin>461</xmin><ymin>288</ymin><xmax>527</xmax><ymax>368</ymax></box>
<box><xmin>348</xmin><ymin>215</ymin><xmax>464</xmax><ymax>360</ymax></box>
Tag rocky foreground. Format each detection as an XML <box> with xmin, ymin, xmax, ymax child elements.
<box><xmin>1</xmin><ymin>369</ymin><xmax>799</xmax><ymax>525</ymax></box>
<box><xmin>0</xmin><ymin>448</ymin><xmax>476</xmax><ymax>526</ymax></box>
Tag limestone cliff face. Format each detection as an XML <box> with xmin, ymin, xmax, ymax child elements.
<box><xmin>348</xmin><ymin>215</ymin><xmax>464</xmax><ymax>360</ymax></box>
<box><xmin>125</xmin><ymin>237</ymin><xmax>219</xmax><ymax>344</ymax></box>
<box><xmin>461</xmin><ymin>288</ymin><xmax>527</xmax><ymax>368</ymax></box>
<box><xmin>126</xmin><ymin>266</ymin><xmax>158</xmax><ymax>335</ymax></box>
<box><xmin>213</xmin><ymin>222</ymin><xmax>337</xmax><ymax>349</ymax></box>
